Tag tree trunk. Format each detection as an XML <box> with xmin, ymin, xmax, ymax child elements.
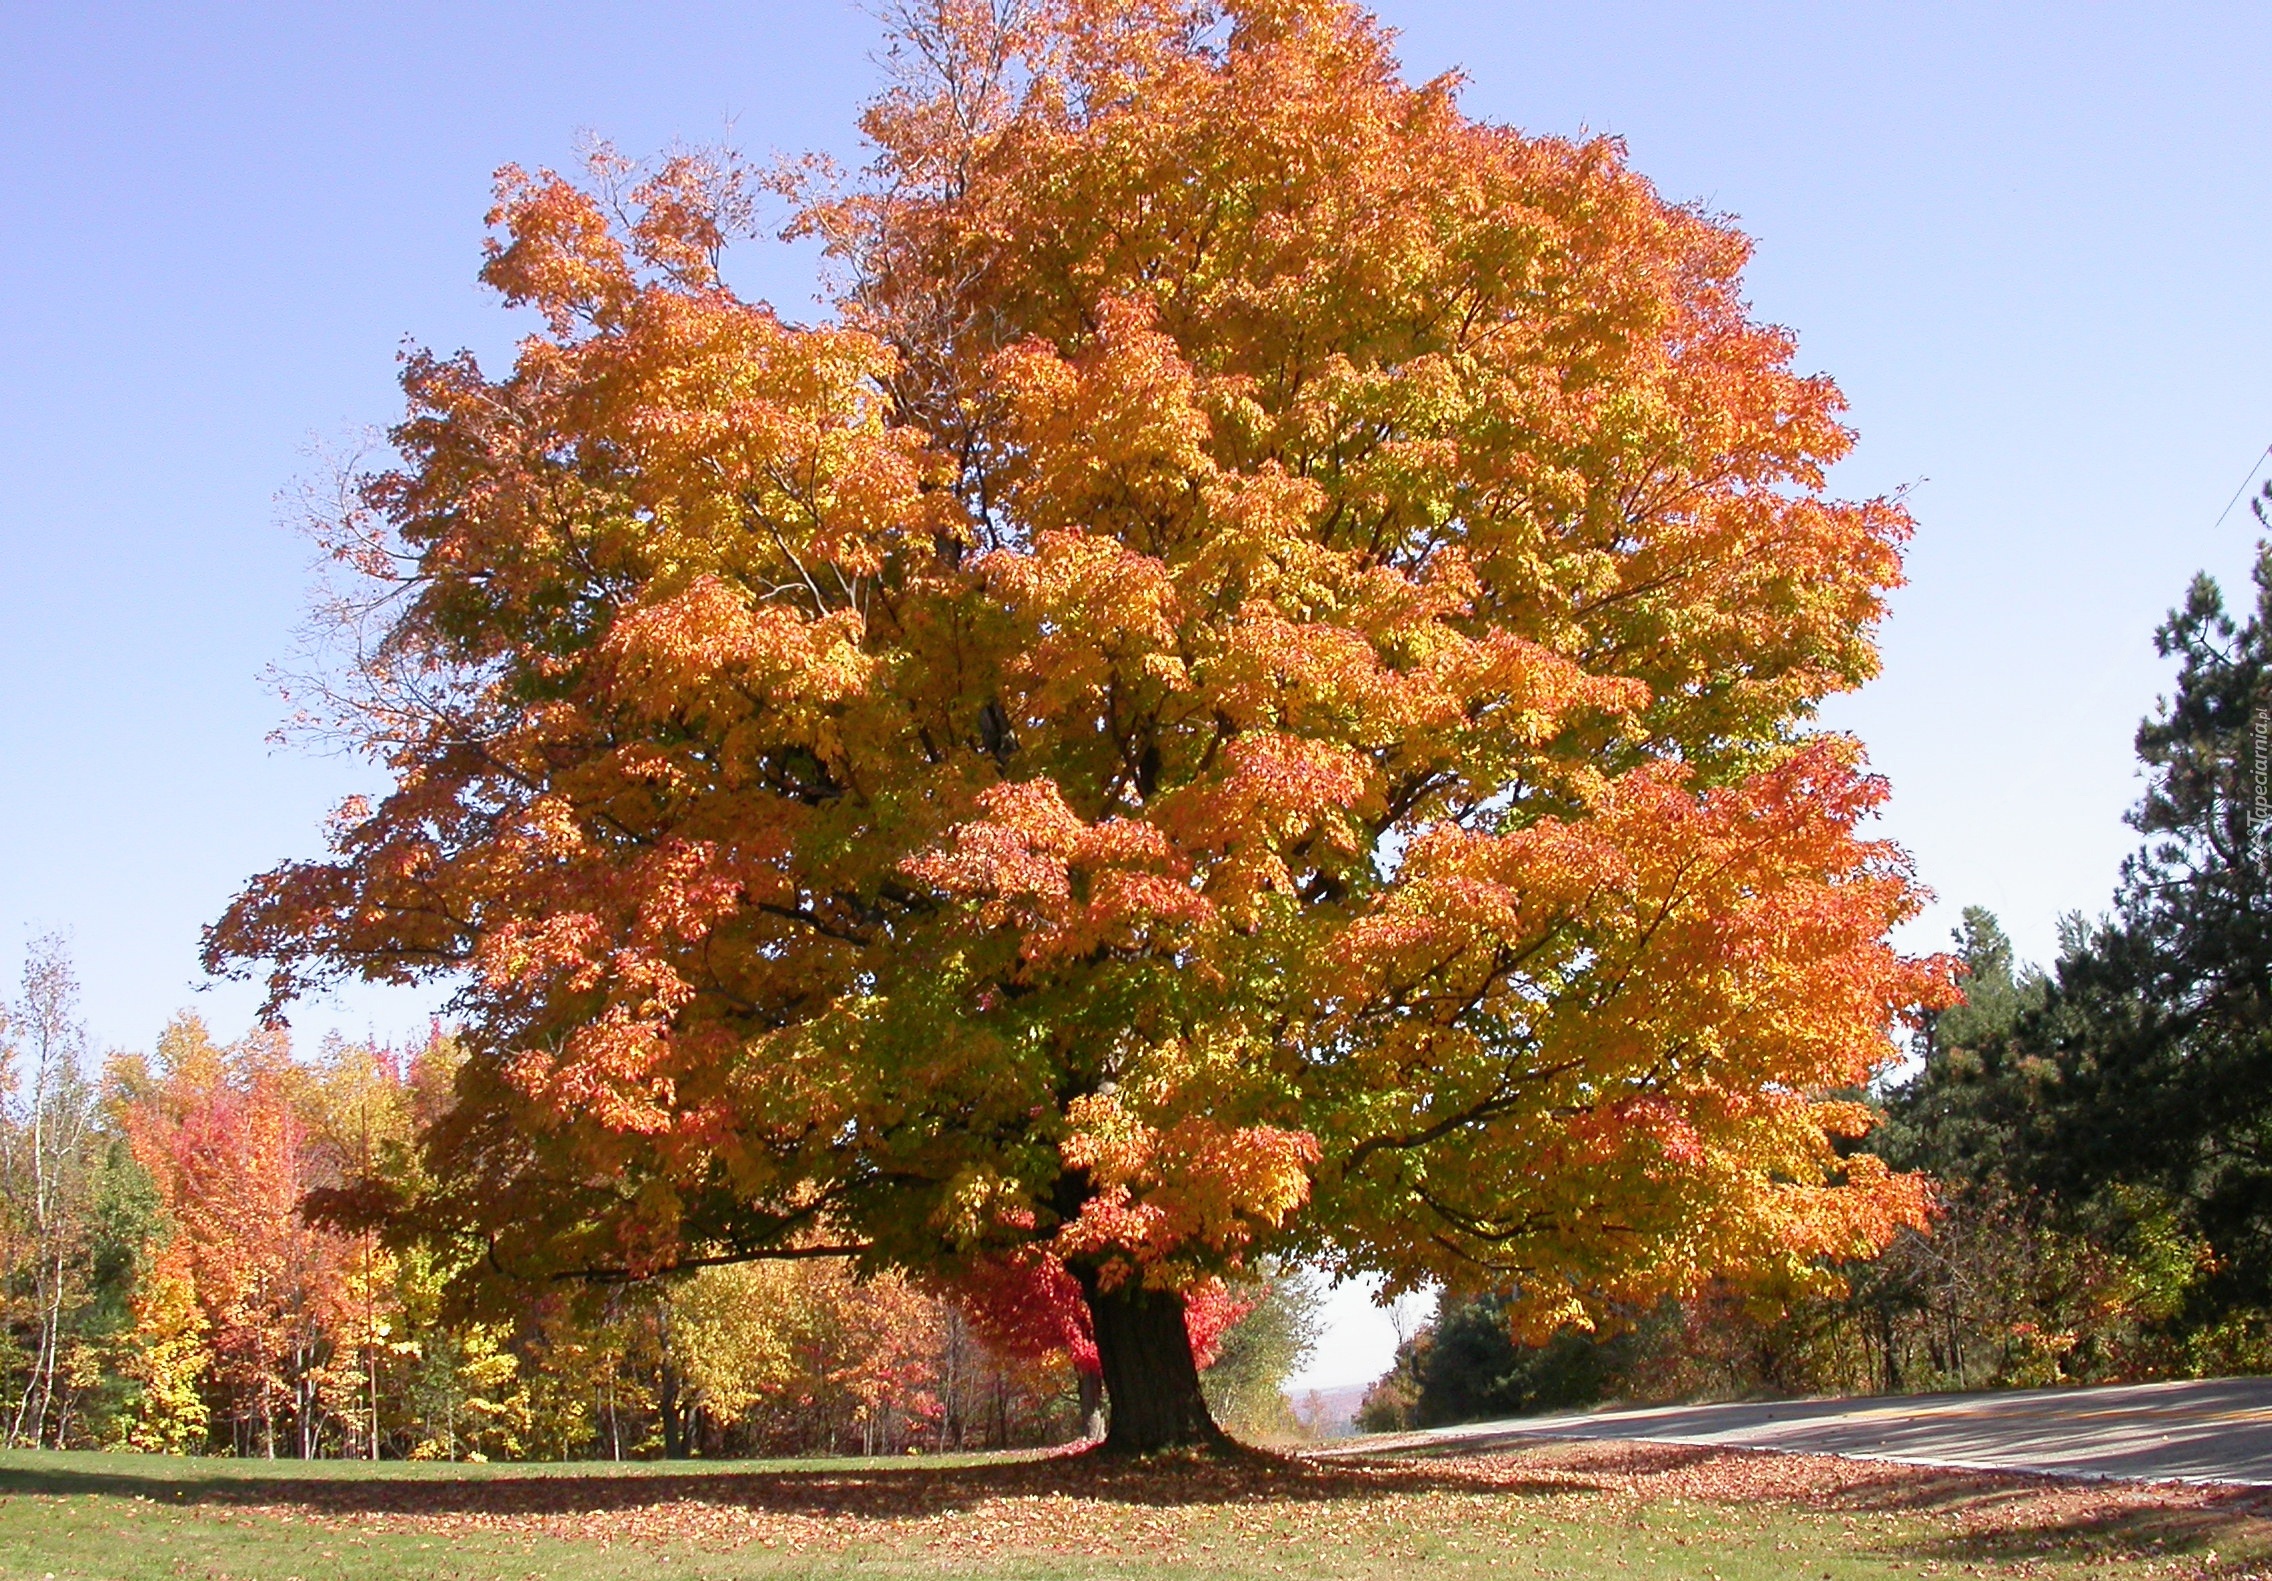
<box><xmin>659</xmin><ymin>1361</ymin><xmax>687</xmax><ymax>1459</ymax></box>
<box><xmin>1075</xmin><ymin>1368</ymin><xmax>1106</xmax><ymax>1442</ymax></box>
<box><xmin>1079</xmin><ymin>1277</ymin><xmax>1227</xmax><ymax>1455</ymax></box>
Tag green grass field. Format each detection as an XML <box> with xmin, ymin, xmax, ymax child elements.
<box><xmin>0</xmin><ymin>1440</ymin><xmax>2262</xmax><ymax>1581</ymax></box>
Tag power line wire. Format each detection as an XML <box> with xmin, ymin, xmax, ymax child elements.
<box><xmin>2211</xmin><ymin>443</ymin><xmax>2272</xmax><ymax>531</ymax></box>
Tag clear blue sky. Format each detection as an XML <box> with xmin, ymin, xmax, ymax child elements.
<box><xmin>5</xmin><ymin>1</ymin><xmax>2269</xmax><ymax>1388</ymax></box>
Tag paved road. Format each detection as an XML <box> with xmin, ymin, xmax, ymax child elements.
<box><xmin>1355</xmin><ymin>1376</ymin><xmax>2272</xmax><ymax>1485</ymax></box>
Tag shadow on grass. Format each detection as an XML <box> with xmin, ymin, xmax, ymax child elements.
<box><xmin>1792</xmin><ymin>1451</ymin><xmax>2272</xmax><ymax>1551</ymax></box>
<box><xmin>1865</xmin><ymin>1475</ymin><xmax>2272</xmax><ymax>1573</ymax></box>
<box><xmin>1503</xmin><ymin>1438</ymin><xmax>2272</xmax><ymax>1576</ymax></box>
<box><xmin>31</xmin><ymin>1431</ymin><xmax>2255</xmax><ymax>1574</ymax></box>
<box><xmin>0</xmin><ymin>1445</ymin><xmax>1601</xmax><ymax>1521</ymax></box>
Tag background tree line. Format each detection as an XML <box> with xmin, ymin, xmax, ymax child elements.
<box><xmin>0</xmin><ymin>963</ymin><xmax>1316</xmax><ymax>1458</ymax></box>
<box><xmin>1364</xmin><ymin>544</ymin><xmax>2272</xmax><ymax>1431</ymax></box>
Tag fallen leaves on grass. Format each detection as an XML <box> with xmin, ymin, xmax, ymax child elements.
<box><xmin>76</xmin><ymin>1442</ymin><xmax>2272</xmax><ymax>1579</ymax></box>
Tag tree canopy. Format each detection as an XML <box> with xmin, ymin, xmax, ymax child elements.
<box><xmin>208</xmin><ymin>0</ymin><xmax>1948</xmax><ymax>1450</ymax></box>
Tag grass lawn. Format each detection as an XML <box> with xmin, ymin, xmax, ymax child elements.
<box><xmin>0</xmin><ymin>1439</ymin><xmax>2265</xmax><ymax>1581</ymax></box>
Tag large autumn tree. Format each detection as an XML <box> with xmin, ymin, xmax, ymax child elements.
<box><xmin>211</xmin><ymin>0</ymin><xmax>1949</xmax><ymax>1452</ymax></box>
